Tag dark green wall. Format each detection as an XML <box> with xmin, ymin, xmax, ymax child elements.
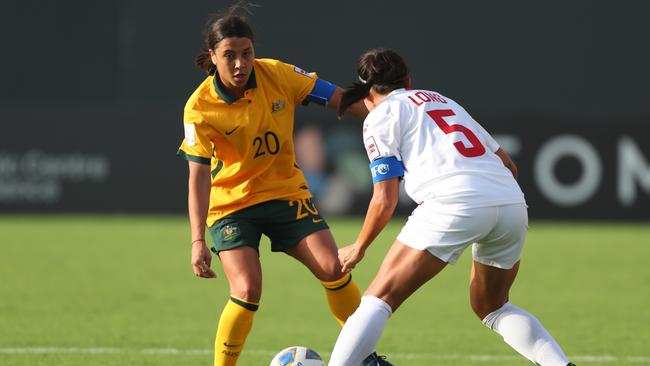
<box><xmin>1</xmin><ymin>0</ymin><xmax>649</xmax><ymax>218</ymax></box>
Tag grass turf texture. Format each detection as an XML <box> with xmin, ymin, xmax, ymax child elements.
<box><xmin>0</xmin><ymin>216</ymin><xmax>649</xmax><ymax>366</ymax></box>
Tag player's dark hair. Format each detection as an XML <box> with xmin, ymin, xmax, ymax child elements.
<box><xmin>195</xmin><ymin>2</ymin><xmax>257</xmax><ymax>75</ymax></box>
<box><xmin>338</xmin><ymin>49</ymin><xmax>409</xmax><ymax>117</ymax></box>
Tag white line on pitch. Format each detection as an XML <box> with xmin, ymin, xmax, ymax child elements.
<box><xmin>1</xmin><ymin>347</ymin><xmax>649</xmax><ymax>363</ymax></box>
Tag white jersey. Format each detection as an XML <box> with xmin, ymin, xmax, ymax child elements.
<box><xmin>362</xmin><ymin>88</ymin><xmax>525</xmax><ymax>209</ymax></box>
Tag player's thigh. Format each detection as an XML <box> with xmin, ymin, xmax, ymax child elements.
<box><xmin>472</xmin><ymin>203</ymin><xmax>528</xmax><ymax>270</ymax></box>
<box><xmin>365</xmin><ymin>240</ymin><xmax>447</xmax><ymax>312</ymax></box>
<box><xmin>219</xmin><ymin>246</ymin><xmax>263</xmax><ymax>303</ymax></box>
<box><xmin>262</xmin><ymin>199</ymin><xmax>340</xmax><ymax>281</ymax></box>
<box><xmin>285</xmin><ymin>228</ymin><xmax>343</xmax><ymax>282</ymax></box>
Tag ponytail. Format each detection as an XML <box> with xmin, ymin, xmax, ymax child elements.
<box><xmin>195</xmin><ymin>48</ymin><xmax>217</xmax><ymax>75</ymax></box>
<box><xmin>338</xmin><ymin>49</ymin><xmax>409</xmax><ymax>117</ymax></box>
<box><xmin>338</xmin><ymin>81</ymin><xmax>371</xmax><ymax>118</ymax></box>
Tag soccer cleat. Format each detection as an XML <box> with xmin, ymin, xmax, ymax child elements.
<box><xmin>374</xmin><ymin>354</ymin><xmax>394</xmax><ymax>366</ymax></box>
<box><xmin>567</xmin><ymin>363</ymin><xmax>577</xmax><ymax>366</ymax></box>
<box><xmin>361</xmin><ymin>352</ymin><xmax>395</xmax><ymax>366</ymax></box>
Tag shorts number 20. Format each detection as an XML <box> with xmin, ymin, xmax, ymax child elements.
<box><xmin>426</xmin><ymin>109</ymin><xmax>485</xmax><ymax>157</ymax></box>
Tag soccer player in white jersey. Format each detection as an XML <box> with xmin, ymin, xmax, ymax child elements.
<box><xmin>327</xmin><ymin>49</ymin><xmax>576</xmax><ymax>366</ymax></box>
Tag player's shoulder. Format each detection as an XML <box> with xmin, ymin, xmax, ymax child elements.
<box><xmin>365</xmin><ymin>98</ymin><xmax>399</xmax><ymax>128</ymax></box>
<box><xmin>253</xmin><ymin>57</ymin><xmax>279</xmax><ymax>68</ymax></box>
<box><xmin>184</xmin><ymin>76</ymin><xmax>214</xmax><ymax>119</ymax></box>
<box><xmin>381</xmin><ymin>88</ymin><xmax>418</xmax><ymax>114</ymax></box>
<box><xmin>254</xmin><ymin>58</ymin><xmax>315</xmax><ymax>79</ymax></box>
<box><xmin>251</xmin><ymin>58</ymin><xmax>291</xmax><ymax>83</ymax></box>
<box><xmin>253</xmin><ymin>58</ymin><xmax>292</xmax><ymax>73</ymax></box>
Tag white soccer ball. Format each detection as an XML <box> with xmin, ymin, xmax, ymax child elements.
<box><xmin>269</xmin><ymin>346</ymin><xmax>325</xmax><ymax>366</ymax></box>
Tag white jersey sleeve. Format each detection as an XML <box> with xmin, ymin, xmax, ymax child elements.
<box><xmin>363</xmin><ymin>102</ymin><xmax>401</xmax><ymax>162</ymax></box>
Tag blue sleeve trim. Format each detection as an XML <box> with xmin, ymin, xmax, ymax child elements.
<box><xmin>306</xmin><ymin>78</ymin><xmax>337</xmax><ymax>106</ymax></box>
<box><xmin>369</xmin><ymin>156</ymin><xmax>404</xmax><ymax>183</ymax></box>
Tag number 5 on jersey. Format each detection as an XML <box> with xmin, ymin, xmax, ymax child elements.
<box><xmin>426</xmin><ymin>109</ymin><xmax>485</xmax><ymax>157</ymax></box>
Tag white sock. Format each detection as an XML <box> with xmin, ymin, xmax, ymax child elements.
<box><xmin>482</xmin><ymin>303</ymin><xmax>570</xmax><ymax>366</ymax></box>
<box><xmin>328</xmin><ymin>296</ymin><xmax>393</xmax><ymax>366</ymax></box>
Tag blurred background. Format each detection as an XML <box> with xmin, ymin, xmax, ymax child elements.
<box><xmin>1</xmin><ymin>0</ymin><xmax>649</xmax><ymax>219</ymax></box>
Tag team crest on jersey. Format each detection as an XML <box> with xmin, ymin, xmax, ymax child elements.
<box><xmin>364</xmin><ymin>136</ymin><xmax>381</xmax><ymax>160</ymax></box>
<box><xmin>271</xmin><ymin>99</ymin><xmax>286</xmax><ymax>113</ymax></box>
<box><xmin>222</xmin><ymin>224</ymin><xmax>240</xmax><ymax>241</ymax></box>
<box><xmin>293</xmin><ymin>66</ymin><xmax>314</xmax><ymax>79</ymax></box>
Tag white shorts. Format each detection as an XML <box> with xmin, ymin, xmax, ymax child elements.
<box><xmin>396</xmin><ymin>202</ymin><xmax>528</xmax><ymax>269</ymax></box>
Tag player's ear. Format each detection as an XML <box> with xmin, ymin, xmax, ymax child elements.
<box><xmin>209</xmin><ymin>49</ymin><xmax>218</xmax><ymax>65</ymax></box>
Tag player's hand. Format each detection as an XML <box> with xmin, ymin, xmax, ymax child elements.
<box><xmin>338</xmin><ymin>243</ymin><xmax>366</xmax><ymax>273</ymax></box>
<box><xmin>191</xmin><ymin>240</ymin><xmax>217</xmax><ymax>278</ymax></box>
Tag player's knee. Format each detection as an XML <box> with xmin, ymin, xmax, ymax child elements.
<box><xmin>318</xmin><ymin>270</ymin><xmax>345</xmax><ymax>283</ymax></box>
<box><xmin>231</xmin><ymin>283</ymin><xmax>262</xmax><ymax>303</ymax></box>
<box><xmin>317</xmin><ymin>262</ymin><xmax>345</xmax><ymax>282</ymax></box>
<box><xmin>470</xmin><ymin>296</ymin><xmax>506</xmax><ymax>320</ymax></box>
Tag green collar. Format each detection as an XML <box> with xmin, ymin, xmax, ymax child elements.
<box><xmin>213</xmin><ymin>69</ymin><xmax>257</xmax><ymax>104</ymax></box>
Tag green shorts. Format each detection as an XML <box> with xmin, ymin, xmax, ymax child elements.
<box><xmin>208</xmin><ymin>198</ymin><xmax>329</xmax><ymax>254</ymax></box>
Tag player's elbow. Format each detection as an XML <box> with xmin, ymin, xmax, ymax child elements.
<box><xmin>371</xmin><ymin>187</ymin><xmax>399</xmax><ymax>213</ymax></box>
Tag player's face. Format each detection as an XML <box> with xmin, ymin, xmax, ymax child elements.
<box><xmin>210</xmin><ymin>37</ymin><xmax>255</xmax><ymax>95</ymax></box>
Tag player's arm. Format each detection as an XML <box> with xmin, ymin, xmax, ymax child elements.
<box><xmin>495</xmin><ymin>147</ymin><xmax>518</xmax><ymax>179</ymax></box>
<box><xmin>188</xmin><ymin>161</ymin><xmax>216</xmax><ymax>278</ymax></box>
<box><xmin>339</xmin><ymin>157</ymin><xmax>404</xmax><ymax>273</ymax></box>
<box><xmin>304</xmin><ymin>78</ymin><xmax>368</xmax><ymax>119</ymax></box>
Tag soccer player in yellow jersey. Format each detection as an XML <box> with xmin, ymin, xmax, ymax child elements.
<box><xmin>177</xmin><ymin>5</ymin><xmax>370</xmax><ymax>366</ymax></box>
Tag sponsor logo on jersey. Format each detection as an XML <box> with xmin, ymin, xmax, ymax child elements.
<box><xmin>225</xmin><ymin>126</ymin><xmax>239</xmax><ymax>135</ymax></box>
<box><xmin>294</xmin><ymin>66</ymin><xmax>314</xmax><ymax>78</ymax></box>
<box><xmin>222</xmin><ymin>224</ymin><xmax>240</xmax><ymax>241</ymax></box>
<box><xmin>365</xmin><ymin>136</ymin><xmax>381</xmax><ymax>160</ymax></box>
<box><xmin>184</xmin><ymin>123</ymin><xmax>196</xmax><ymax>146</ymax></box>
<box><xmin>370</xmin><ymin>163</ymin><xmax>391</xmax><ymax>178</ymax></box>
<box><xmin>271</xmin><ymin>99</ymin><xmax>286</xmax><ymax>113</ymax></box>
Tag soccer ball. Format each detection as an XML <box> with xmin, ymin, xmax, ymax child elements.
<box><xmin>269</xmin><ymin>346</ymin><xmax>325</xmax><ymax>366</ymax></box>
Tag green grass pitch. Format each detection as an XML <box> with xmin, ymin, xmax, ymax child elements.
<box><xmin>1</xmin><ymin>216</ymin><xmax>649</xmax><ymax>366</ymax></box>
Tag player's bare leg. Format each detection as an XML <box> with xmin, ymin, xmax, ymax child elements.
<box><xmin>214</xmin><ymin>246</ymin><xmax>262</xmax><ymax>366</ymax></box>
<box><xmin>329</xmin><ymin>240</ymin><xmax>446</xmax><ymax>366</ymax></box>
<box><xmin>469</xmin><ymin>260</ymin><xmax>519</xmax><ymax>318</ymax></box>
<box><xmin>365</xmin><ymin>240</ymin><xmax>447</xmax><ymax>311</ymax></box>
<box><xmin>286</xmin><ymin>229</ymin><xmax>343</xmax><ymax>281</ymax></box>
<box><xmin>287</xmin><ymin>229</ymin><xmax>361</xmax><ymax>325</ymax></box>
<box><xmin>471</xmin><ymin>260</ymin><xmax>573</xmax><ymax>366</ymax></box>
<box><xmin>220</xmin><ymin>246</ymin><xmax>262</xmax><ymax>302</ymax></box>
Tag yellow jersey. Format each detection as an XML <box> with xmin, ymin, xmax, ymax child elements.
<box><xmin>178</xmin><ymin>58</ymin><xmax>319</xmax><ymax>226</ymax></box>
